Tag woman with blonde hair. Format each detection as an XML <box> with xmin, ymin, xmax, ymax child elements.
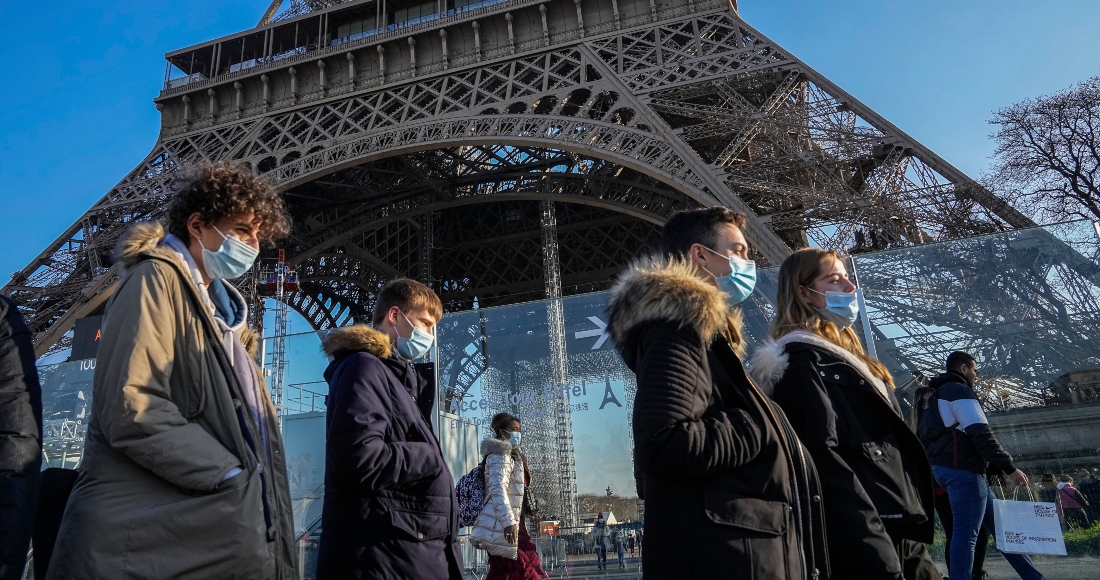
<box><xmin>750</xmin><ymin>248</ymin><xmax>939</xmax><ymax>580</ymax></box>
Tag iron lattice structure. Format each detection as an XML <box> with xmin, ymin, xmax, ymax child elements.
<box><xmin>3</xmin><ymin>0</ymin><xmax>1053</xmax><ymax>523</ymax></box>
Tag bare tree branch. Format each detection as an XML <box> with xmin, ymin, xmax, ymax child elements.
<box><xmin>982</xmin><ymin>76</ymin><xmax>1100</xmax><ymax>223</ymax></box>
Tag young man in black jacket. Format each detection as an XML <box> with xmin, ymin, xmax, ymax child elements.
<box><xmin>919</xmin><ymin>351</ymin><xmax>1045</xmax><ymax>580</ymax></box>
<box><xmin>316</xmin><ymin>279</ymin><xmax>462</xmax><ymax>580</ymax></box>
<box><xmin>607</xmin><ymin>207</ymin><xmax>828</xmax><ymax>579</ymax></box>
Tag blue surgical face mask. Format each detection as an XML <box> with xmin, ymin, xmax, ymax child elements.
<box><xmin>396</xmin><ymin>311</ymin><xmax>435</xmax><ymax>360</ymax></box>
<box><xmin>507</xmin><ymin>431</ymin><xmax>522</xmax><ymax>447</ymax></box>
<box><xmin>810</xmin><ymin>288</ymin><xmax>861</xmax><ymax>328</ymax></box>
<box><xmin>700</xmin><ymin>246</ymin><xmax>757</xmax><ymax>306</ymax></box>
<box><xmin>199</xmin><ymin>226</ymin><xmax>259</xmax><ymax>280</ymax></box>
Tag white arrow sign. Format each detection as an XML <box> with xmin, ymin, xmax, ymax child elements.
<box><xmin>575</xmin><ymin>316</ymin><xmax>609</xmax><ymax>350</ymax></box>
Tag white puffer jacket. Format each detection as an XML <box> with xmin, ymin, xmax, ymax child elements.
<box><xmin>470</xmin><ymin>437</ymin><xmax>526</xmax><ymax>559</ymax></box>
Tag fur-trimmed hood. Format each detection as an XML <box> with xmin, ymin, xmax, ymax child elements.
<box><xmin>114</xmin><ymin>221</ymin><xmax>168</xmax><ymax>269</ymax></box>
<box><xmin>322</xmin><ymin>325</ymin><xmax>393</xmax><ymax>360</ymax></box>
<box><xmin>480</xmin><ymin>436</ymin><xmax>520</xmax><ymax>458</ymax></box>
<box><xmin>748</xmin><ymin>330</ymin><xmax>889</xmax><ymax>399</ymax></box>
<box><xmin>607</xmin><ymin>254</ymin><xmax>738</xmax><ymax>347</ymax></box>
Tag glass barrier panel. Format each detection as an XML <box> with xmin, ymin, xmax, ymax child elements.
<box><xmin>38</xmin><ymin>359</ymin><xmax>96</xmax><ymax>470</ymax></box>
<box><xmin>855</xmin><ymin>220</ymin><xmax>1100</xmax><ymax>480</ymax></box>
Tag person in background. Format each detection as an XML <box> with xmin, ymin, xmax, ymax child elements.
<box><xmin>751</xmin><ymin>248</ymin><xmax>939</xmax><ymax>580</ymax></box>
<box><xmin>608</xmin><ymin>207</ymin><xmax>828</xmax><ymax>579</ymax></box>
<box><xmin>1077</xmin><ymin>469</ymin><xmax>1099</xmax><ymax>520</ymax></box>
<box><xmin>0</xmin><ymin>295</ymin><xmax>41</xmax><ymax>580</ymax></box>
<box><xmin>471</xmin><ymin>413</ymin><xmax>547</xmax><ymax>580</ymax></box>
<box><xmin>1056</xmin><ymin>475</ymin><xmax>1091</xmax><ymax>529</ymax></box>
<box><xmin>613</xmin><ymin>528</ymin><xmax>626</xmax><ymax>569</ymax></box>
<box><xmin>317</xmin><ymin>278</ymin><xmax>462</xmax><ymax>580</ymax></box>
<box><xmin>915</xmin><ymin>387</ymin><xmax>990</xmax><ymax>580</ymax></box>
<box><xmin>920</xmin><ymin>351</ymin><xmax>1045</xmax><ymax>580</ymax></box>
<box><xmin>1037</xmin><ymin>474</ymin><xmax>1059</xmax><ymax>505</ymax></box>
<box><xmin>627</xmin><ymin>532</ymin><xmax>636</xmax><ymax>557</ymax></box>
<box><xmin>591</xmin><ymin>514</ymin><xmax>610</xmax><ymax>570</ymax></box>
<box><xmin>48</xmin><ymin>164</ymin><xmax>298</xmax><ymax>579</ymax></box>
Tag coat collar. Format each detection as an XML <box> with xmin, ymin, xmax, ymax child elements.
<box><xmin>480</xmin><ymin>436</ymin><xmax>518</xmax><ymax>457</ymax></box>
<box><xmin>322</xmin><ymin>325</ymin><xmax>393</xmax><ymax>360</ymax></box>
<box><xmin>607</xmin><ymin>254</ymin><xmax>739</xmax><ymax>346</ymax></box>
<box><xmin>749</xmin><ymin>330</ymin><xmax>890</xmax><ymax>401</ymax></box>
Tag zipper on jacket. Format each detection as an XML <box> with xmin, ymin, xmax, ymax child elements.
<box><xmin>741</xmin><ymin>361</ymin><xmax>810</xmax><ymax>580</ymax></box>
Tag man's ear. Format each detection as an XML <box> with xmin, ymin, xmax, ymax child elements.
<box><xmin>186</xmin><ymin>212</ymin><xmax>206</xmax><ymax>240</ymax></box>
<box><xmin>687</xmin><ymin>243</ymin><xmax>705</xmax><ymax>267</ymax></box>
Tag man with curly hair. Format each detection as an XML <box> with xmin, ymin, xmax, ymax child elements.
<box><xmin>49</xmin><ymin>164</ymin><xmax>299</xmax><ymax>579</ymax></box>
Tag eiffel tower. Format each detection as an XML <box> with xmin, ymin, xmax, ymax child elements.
<box><xmin>5</xmin><ymin>0</ymin><xmax>1042</xmax><ymax>525</ymax></box>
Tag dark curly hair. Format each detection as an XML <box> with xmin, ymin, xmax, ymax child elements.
<box><xmin>167</xmin><ymin>163</ymin><xmax>291</xmax><ymax>245</ymax></box>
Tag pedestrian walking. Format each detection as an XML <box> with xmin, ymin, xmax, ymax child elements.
<box><xmin>916</xmin><ymin>387</ymin><xmax>990</xmax><ymax>580</ymax></box>
<box><xmin>471</xmin><ymin>413</ymin><xmax>547</xmax><ymax>580</ymax></box>
<box><xmin>0</xmin><ymin>295</ymin><xmax>41</xmax><ymax>580</ymax></box>
<box><xmin>918</xmin><ymin>351</ymin><xmax>1045</xmax><ymax>580</ymax></box>
<box><xmin>48</xmin><ymin>164</ymin><xmax>298</xmax><ymax>579</ymax></box>
<box><xmin>750</xmin><ymin>247</ymin><xmax>939</xmax><ymax>580</ymax></box>
<box><xmin>591</xmin><ymin>514</ymin><xmax>611</xmax><ymax>570</ymax></box>
<box><xmin>627</xmin><ymin>533</ymin><xmax>636</xmax><ymax>557</ymax></box>
<box><xmin>608</xmin><ymin>207</ymin><xmax>828</xmax><ymax>580</ymax></box>
<box><xmin>1057</xmin><ymin>475</ymin><xmax>1091</xmax><ymax>529</ymax></box>
<box><xmin>1078</xmin><ymin>469</ymin><xmax>1100</xmax><ymax>520</ymax></box>
<box><xmin>316</xmin><ymin>278</ymin><xmax>462</xmax><ymax>579</ymax></box>
<box><xmin>613</xmin><ymin>529</ymin><xmax>626</xmax><ymax>569</ymax></box>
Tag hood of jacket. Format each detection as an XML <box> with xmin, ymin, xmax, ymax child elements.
<box><xmin>113</xmin><ymin>222</ymin><xmax>250</xmax><ymax>331</ymax></box>
<box><xmin>322</xmin><ymin>325</ymin><xmax>393</xmax><ymax>360</ymax></box>
<box><xmin>607</xmin><ymin>254</ymin><xmax>739</xmax><ymax>350</ymax></box>
<box><xmin>748</xmin><ymin>330</ymin><xmax>888</xmax><ymax>400</ymax></box>
<box><xmin>114</xmin><ymin>221</ymin><xmax>169</xmax><ymax>270</ymax></box>
<box><xmin>480</xmin><ymin>436</ymin><xmax>519</xmax><ymax>458</ymax></box>
<box><xmin>929</xmin><ymin>371</ymin><xmax>970</xmax><ymax>390</ymax></box>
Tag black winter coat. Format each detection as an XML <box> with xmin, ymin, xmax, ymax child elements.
<box><xmin>608</xmin><ymin>257</ymin><xmax>829</xmax><ymax>580</ymax></box>
<box><xmin>918</xmin><ymin>372</ymin><xmax>1015</xmax><ymax>476</ymax></box>
<box><xmin>751</xmin><ymin>332</ymin><xmax>935</xmax><ymax>580</ymax></box>
<box><xmin>317</xmin><ymin>325</ymin><xmax>462</xmax><ymax>580</ymax></box>
<box><xmin>0</xmin><ymin>295</ymin><xmax>41</xmax><ymax>580</ymax></box>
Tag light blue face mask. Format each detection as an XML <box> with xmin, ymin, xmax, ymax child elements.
<box><xmin>701</xmin><ymin>246</ymin><xmax>757</xmax><ymax>306</ymax></box>
<box><xmin>810</xmin><ymin>288</ymin><xmax>861</xmax><ymax>328</ymax></box>
<box><xmin>506</xmin><ymin>431</ymin><xmax>522</xmax><ymax>446</ymax></box>
<box><xmin>396</xmin><ymin>311</ymin><xmax>435</xmax><ymax>360</ymax></box>
<box><xmin>199</xmin><ymin>226</ymin><xmax>259</xmax><ymax>280</ymax></box>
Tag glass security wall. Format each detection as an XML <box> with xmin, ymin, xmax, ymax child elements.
<box><xmin>37</xmin><ymin>359</ymin><xmax>95</xmax><ymax>470</ymax></box>
<box><xmin>36</xmin><ymin>220</ymin><xmax>1100</xmax><ymax>577</ymax></box>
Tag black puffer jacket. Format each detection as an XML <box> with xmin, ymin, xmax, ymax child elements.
<box><xmin>0</xmin><ymin>295</ymin><xmax>42</xmax><ymax>580</ymax></box>
<box><xmin>918</xmin><ymin>372</ymin><xmax>1015</xmax><ymax>476</ymax></box>
<box><xmin>751</xmin><ymin>331</ymin><xmax>934</xmax><ymax>580</ymax></box>
<box><xmin>608</xmin><ymin>257</ymin><xmax>828</xmax><ymax>580</ymax></box>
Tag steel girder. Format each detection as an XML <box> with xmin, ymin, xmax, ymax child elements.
<box><xmin>6</xmin><ymin>0</ymin><xmax>1030</xmax><ymax>357</ymax></box>
<box><xmin>856</xmin><ymin>225</ymin><xmax>1100</xmax><ymax>411</ymax></box>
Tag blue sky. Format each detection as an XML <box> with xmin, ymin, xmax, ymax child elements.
<box><xmin>1</xmin><ymin>0</ymin><xmax>1099</xmax><ymax>284</ymax></box>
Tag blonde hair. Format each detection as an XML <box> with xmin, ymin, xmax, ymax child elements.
<box><xmin>770</xmin><ymin>248</ymin><xmax>894</xmax><ymax>387</ymax></box>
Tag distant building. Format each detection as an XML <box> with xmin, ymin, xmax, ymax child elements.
<box><xmin>1047</xmin><ymin>370</ymin><xmax>1100</xmax><ymax>404</ymax></box>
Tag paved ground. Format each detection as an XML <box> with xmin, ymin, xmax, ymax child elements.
<box><xmin>545</xmin><ymin>556</ymin><xmax>642</xmax><ymax>579</ymax></box>
<box><xmin>936</xmin><ymin>555</ymin><xmax>1100</xmax><ymax>580</ymax></box>
<box><xmin>538</xmin><ymin>554</ymin><xmax>1100</xmax><ymax>579</ymax></box>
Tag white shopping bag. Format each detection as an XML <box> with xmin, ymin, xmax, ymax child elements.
<box><xmin>992</xmin><ymin>487</ymin><xmax>1067</xmax><ymax>556</ymax></box>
